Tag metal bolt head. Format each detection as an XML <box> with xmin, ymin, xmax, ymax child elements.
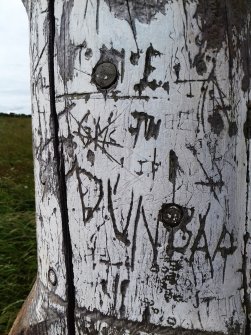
<box><xmin>92</xmin><ymin>62</ymin><xmax>118</xmax><ymax>89</ymax></box>
<box><xmin>159</xmin><ymin>204</ymin><xmax>183</xmax><ymax>228</ymax></box>
<box><xmin>48</xmin><ymin>268</ymin><xmax>57</xmax><ymax>286</ymax></box>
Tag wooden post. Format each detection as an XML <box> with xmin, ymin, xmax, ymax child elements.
<box><xmin>10</xmin><ymin>1</ymin><xmax>251</xmax><ymax>334</ymax></box>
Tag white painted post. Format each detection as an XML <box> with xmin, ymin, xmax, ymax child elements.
<box><xmin>10</xmin><ymin>1</ymin><xmax>251</xmax><ymax>334</ymax></box>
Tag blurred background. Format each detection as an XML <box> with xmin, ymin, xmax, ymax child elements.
<box><xmin>0</xmin><ymin>2</ymin><xmax>36</xmax><ymax>334</ymax></box>
<box><xmin>0</xmin><ymin>0</ymin><xmax>30</xmax><ymax>115</ymax></box>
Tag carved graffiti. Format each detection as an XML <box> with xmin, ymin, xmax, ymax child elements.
<box><xmin>134</xmin><ymin>44</ymin><xmax>169</xmax><ymax>95</ymax></box>
<box><xmin>135</xmin><ymin>148</ymin><xmax>161</xmax><ymax>180</ymax></box>
<box><xmin>129</xmin><ymin>111</ymin><xmax>161</xmax><ymax>147</ymax></box>
<box><xmin>72</xmin><ymin>111</ymin><xmax>124</xmax><ymax>166</ymax></box>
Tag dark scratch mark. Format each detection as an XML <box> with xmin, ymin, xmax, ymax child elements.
<box><xmin>186</xmin><ymin>144</ymin><xmax>223</xmax><ymax>203</ymax></box>
<box><xmin>126</xmin><ymin>0</ymin><xmax>139</xmax><ymax>53</ymax></box>
<box><xmin>190</xmin><ymin>204</ymin><xmax>214</xmax><ymax>279</ymax></box>
<box><xmin>87</xmin><ymin>149</ymin><xmax>95</xmax><ymax>166</ymax></box>
<box><xmin>96</xmin><ymin>0</ymin><xmax>100</xmax><ymax>34</ymax></box>
<box><xmin>107</xmin><ymin>179</ymin><xmax>134</xmax><ymax>246</ymax></box>
<box><xmin>56</xmin><ymin>0</ymin><xmax>75</xmax><ymax>85</ymax></box>
<box><xmin>113</xmin><ymin>273</ymin><xmax>120</xmax><ymax>311</ymax></box>
<box><xmin>113</xmin><ymin>174</ymin><xmax>120</xmax><ymax>195</ymax></box>
<box><xmin>74</xmin><ymin>165</ymin><xmax>104</xmax><ymax>224</ymax></box>
<box><xmin>152</xmin><ymin>148</ymin><xmax>161</xmax><ymax>181</ymax></box>
<box><xmin>173</xmin><ymin>63</ymin><xmax>181</xmax><ymax>81</ymax></box>
<box><xmin>142</xmin><ymin>207</ymin><xmax>159</xmax><ymax>272</ymax></box>
<box><xmin>169</xmin><ymin>150</ymin><xmax>183</xmax><ymax>203</ymax></box>
<box><xmin>119</xmin><ymin>280</ymin><xmax>130</xmax><ymax>318</ymax></box>
<box><xmin>212</xmin><ymin>224</ymin><xmax>237</xmax><ymax>282</ymax></box>
<box><xmin>131</xmin><ymin>196</ymin><xmax>143</xmax><ymax>271</ymax></box>
<box><xmin>244</xmin><ymin>102</ymin><xmax>251</xmax><ymax>140</ymax></box>
<box><xmin>134</xmin><ymin>44</ymin><xmax>168</xmax><ymax>96</ymax></box>
<box><xmin>129</xmin><ymin>111</ymin><xmax>161</xmax><ymax>147</ymax></box>
<box><xmin>100</xmin><ymin>279</ymin><xmax>111</xmax><ymax>298</ymax></box>
<box><xmin>208</xmin><ymin>111</ymin><xmax>224</xmax><ymax>135</ymax></box>
<box><xmin>130</xmin><ymin>51</ymin><xmax>141</xmax><ymax>65</ymax></box>
<box><xmin>84</xmin><ymin>0</ymin><xmax>89</xmax><ymax>18</ymax></box>
<box><xmin>142</xmin><ymin>305</ymin><xmax>151</xmax><ymax>323</ymax></box>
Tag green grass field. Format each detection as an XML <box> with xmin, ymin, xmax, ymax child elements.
<box><xmin>0</xmin><ymin>115</ymin><xmax>37</xmax><ymax>335</ymax></box>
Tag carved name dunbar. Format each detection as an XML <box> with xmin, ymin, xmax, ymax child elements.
<box><xmin>80</xmin><ymin>175</ymin><xmax>238</xmax><ymax>280</ymax></box>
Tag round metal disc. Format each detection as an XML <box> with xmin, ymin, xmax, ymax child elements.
<box><xmin>93</xmin><ymin>62</ymin><xmax>118</xmax><ymax>89</ymax></box>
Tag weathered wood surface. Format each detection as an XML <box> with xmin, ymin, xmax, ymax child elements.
<box><xmin>11</xmin><ymin>1</ymin><xmax>251</xmax><ymax>334</ymax></box>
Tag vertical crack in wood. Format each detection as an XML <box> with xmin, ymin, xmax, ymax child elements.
<box><xmin>48</xmin><ymin>1</ymin><xmax>76</xmax><ymax>334</ymax></box>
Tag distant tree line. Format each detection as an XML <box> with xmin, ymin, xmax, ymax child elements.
<box><xmin>0</xmin><ymin>113</ymin><xmax>31</xmax><ymax>118</ymax></box>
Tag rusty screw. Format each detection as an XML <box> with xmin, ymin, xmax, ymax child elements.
<box><xmin>159</xmin><ymin>204</ymin><xmax>183</xmax><ymax>228</ymax></box>
<box><xmin>92</xmin><ymin>62</ymin><xmax>118</xmax><ymax>89</ymax></box>
<box><xmin>48</xmin><ymin>268</ymin><xmax>57</xmax><ymax>286</ymax></box>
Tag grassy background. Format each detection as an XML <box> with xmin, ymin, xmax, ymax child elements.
<box><xmin>0</xmin><ymin>115</ymin><xmax>37</xmax><ymax>335</ymax></box>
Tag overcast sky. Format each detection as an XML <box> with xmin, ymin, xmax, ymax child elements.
<box><xmin>0</xmin><ymin>1</ymin><xmax>30</xmax><ymax>115</ymax></box>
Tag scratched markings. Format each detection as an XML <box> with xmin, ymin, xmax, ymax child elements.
<box><xmin>12</xmin><ymin>0</ymin><xmax>251</xmax><ymax>334</ymax></box>
<box><xmin>52</xmin><ymin>0</ymin><xmax>250</xmax><ymax>333</ymax></box>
